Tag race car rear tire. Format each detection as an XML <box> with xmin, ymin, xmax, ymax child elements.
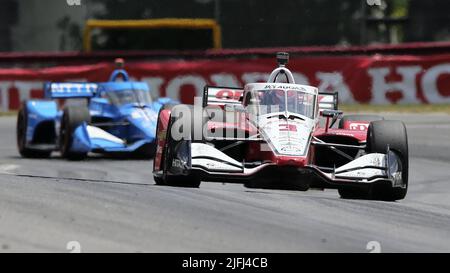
<box><xmin>60</xmin><ymin>106</ymin><xmax>91</xmax><ymax>160</ymax></box>
<box><xmin>338</xmin><ymin>114</ymin><xmax>384</xmax><ymax>129</ymax></box>
<box><xmin>16</xmin><ymin>102</ymin><xmax>52</xmax><ymax>158</ymax></box>
<box><xmin>338</xmin><ymin>120</ymin><xmax>408</xmax><ymax>201</ymax></box>
<box><xmin>157</xmin><ymin>106</ymin><xmax>201</xmax><ymax>188</ymax></box>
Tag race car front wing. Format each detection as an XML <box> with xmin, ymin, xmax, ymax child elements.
<box><xmin>169</xmin><ymin>142</ymin><xmax>405</xmax><ymax>188</ymax></box>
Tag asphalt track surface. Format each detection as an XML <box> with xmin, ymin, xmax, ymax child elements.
<box><xmin>0</xmin><ymin>113</ymin><xmax>450</xmax><ymax>252</ymax></box>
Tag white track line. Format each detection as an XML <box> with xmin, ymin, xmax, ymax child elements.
<box><xmin>0</xmin><ymin>164</ymin><xmax>19</xmax><ymax>174</ymax></box>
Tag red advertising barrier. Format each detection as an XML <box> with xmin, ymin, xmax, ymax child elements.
<box><xmin>1</xmin><ymin>54</ymin><xmax>450</xmax><ymax>110</ymax></box>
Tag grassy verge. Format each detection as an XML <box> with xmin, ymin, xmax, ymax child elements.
<box><xmin>341</xmin><ymin>104</ymin><xmax>450</xmax><ymax>114</ymax></box>
<box><xmin>1</xmin><ymin>104</ymin><xmax>450</xmax><ymax>116</ymax></box>
<box><xmin>0</xmin><ymin>111</ymin><xmax>17</xmax><ymax>117</ymax></box>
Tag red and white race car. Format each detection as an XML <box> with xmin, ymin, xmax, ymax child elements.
<box><xmin>153</xmin><ymin>52</ymin><xmax>408</xmax><ymax>201</ymax></box>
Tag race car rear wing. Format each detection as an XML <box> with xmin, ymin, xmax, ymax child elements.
<box><xmin>202</xmin><ymin>86</ymin><xmax>244</xmax><ymax>107</ymax></box>
<box><xmin>44</xmin><ymin>82</ymin><xmax>98</xmax><ymax>99</ymax></box>
<box><xmin>318</xmin><ymin>92</ymin><xmax>338</xmax><ymax>111</ymax></box>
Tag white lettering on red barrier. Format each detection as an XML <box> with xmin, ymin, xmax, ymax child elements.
<box><xmin>421</xmin><ymin>64</ymin><xmax>450</xmax><ymax>103</ymax></box>
<box><xmin>316</xmin><ymin>72</ymin><xmax>355</xmax><ymax>103</ymax></box>
<box><xmin>368</xmin><ymin>66</ymin><xmax>422</xmax><ymax>104</ymax></box>
<box><xmin>1</xmin><ymin>58</ymin><xmax>450</xmax><ymax>111</ymax></box>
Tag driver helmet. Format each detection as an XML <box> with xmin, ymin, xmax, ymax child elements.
<box><xmin>264</xmin><ymin>90</ymin><xmax>284</xmax><ymax>105</ymax></box>
<box><xmin>265</xmin><ymin>89</ymin><xmax>285</xmax><ymax>112</ymax></box>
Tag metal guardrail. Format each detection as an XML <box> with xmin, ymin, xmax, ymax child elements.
<box><xmin>82</xmin><ymin>18</ymin><xmax>222</xmax><ymax>52</ymax></box>
<box><xmin>2</xmin><ymin>41</ymin><xmax>450</xmax><ymax>67</ymax></box>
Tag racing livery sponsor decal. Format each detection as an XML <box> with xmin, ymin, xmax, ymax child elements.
<box><xmin>347</xmin><ymin>122</ymin><xmax>370</xmax><ymax>131</ymax></box>
<box><xmin>260</xmin><ymin>118</ymin><xmax>312</xmax><ymax>156</ymax></box>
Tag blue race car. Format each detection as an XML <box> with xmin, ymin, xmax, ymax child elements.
<box><xmin>16</xmin><ymin>65</ymin><xmax>176</xmax><ymax>160</ymax></box>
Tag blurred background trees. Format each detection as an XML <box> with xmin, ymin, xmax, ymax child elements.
<box><xmin>0</xmin><ymin>0</ymin><xmax>449</xmax><ymax>51</ymax></box>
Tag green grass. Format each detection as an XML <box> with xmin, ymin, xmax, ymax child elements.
<box><xmin>0</xmin><ymin>111</ymin><xmax>17</xmax><ymax>117</ymax></box>
<box><xmin>341</xmin><ymin>104</ymin><xmax>450</xmax><ymax>114</ymax></box>
<box><xmin>1</xmin><ymin>104</ymin><xmax>450</xmax><ymax>116</ymax></box>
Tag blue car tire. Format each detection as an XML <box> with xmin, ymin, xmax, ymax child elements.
<box><xmin>16</xmin><ymin>101</ymin><xmax>52</xmax><ymax>158</ymax></box>
<box><xmin>60</xmin><ymin>106</ymin><xmax>91</xmax><ymax>160</ymax></box>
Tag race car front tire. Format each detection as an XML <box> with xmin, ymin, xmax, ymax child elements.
<box><xmin>161</xmin><ymin>135</ymin><xmax>201</xmax><ymax>188</ymax></box>
<box><xmin>153</xmin><ymin>103</ymin><xmax>176</xmax><ymax>185</ymax></box>
<box><xmin>157</xmin><ymin>106</ymin><xmax>201</xmax><ymax>188</ymax></box>
<box><xmin>60</xmin><ymin>106</ymin><xmax>91</xmax><ymax>160</ymax></box>
<box><xmin>338</xmin><ymin>120</ymin><xmax>408</xmax><ymax>201</ymax></box>
<box><xmin>16</xmin><ymin>102</ymin><xmax>52</xmax><ymax>158</ymax></box>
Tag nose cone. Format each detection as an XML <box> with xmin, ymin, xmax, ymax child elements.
<box><xmin>261</xmin><ymin>118</ymin><xmax>312</xmax><ymax>156</ymax></box>
<box><xmin>272</xmin><ymin>155</ymin><xmax>308</xmax><ymax>166</ymax></box>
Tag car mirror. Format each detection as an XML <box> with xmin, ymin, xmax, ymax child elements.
<box><xmin>91</xmin><ymin>98</ymin><xmax>109</xmax><ymax>104</ymax></box>
<box><xmin>321</xmin><ymin>109</ymin><xmax>343</xmax><ymax>130</ymax></box>
<box><xmin>321</xmin><ymin>109</ymin><xmax>343</xmax><ymax>118</ymax></box>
